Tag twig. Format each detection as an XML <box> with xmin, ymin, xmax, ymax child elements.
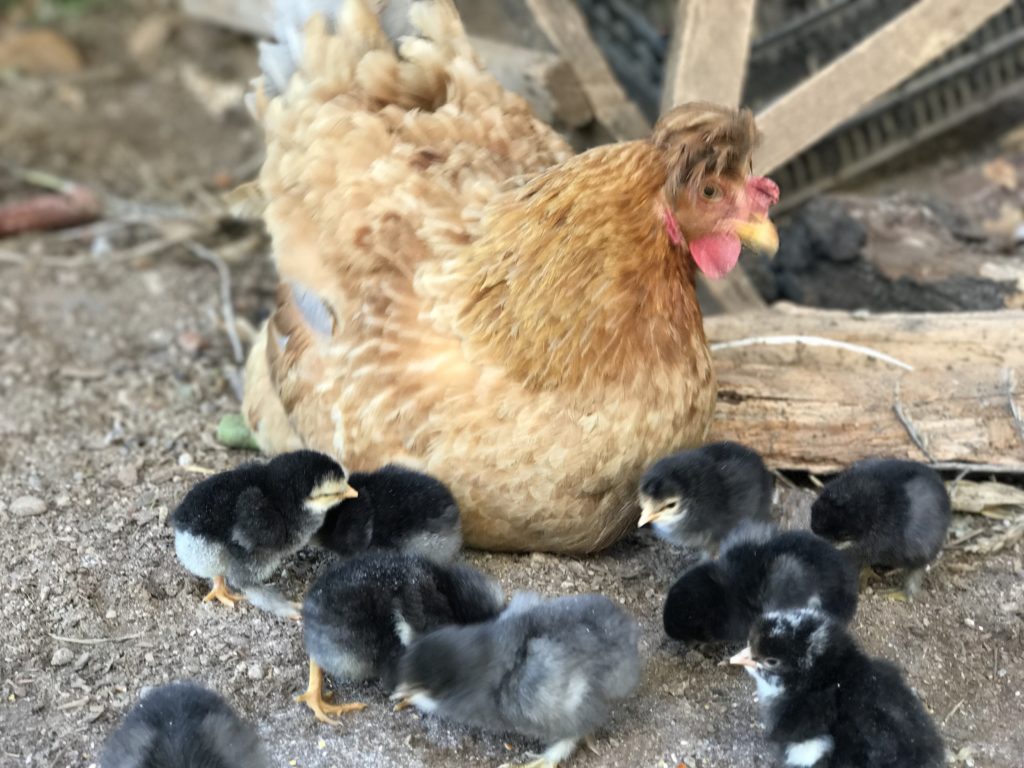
<box><xmin>948</xmin><ymin>529</ymin><xmax>986</xmax><ymax>548</ymax></box>
<box><xmin>942</xmin><ymin>698</ymin><xmax>966</xmax><ymax>726</ymax></box>
<box><xmin>892</xmin><ymin>379</ymin><xmax>935</xmax><ymax>462</ymax></box>
<box><xmin>187</xmin><ymin>242</ymin><xmax>245</xmax><ymax>401</ymax></box>
<box><xmin>709</xmin><ymin>335</ymin><xmax>914</xmax><ymax>371</ymax></box>
<box><xmin>929</xmin><ymin>462</ymin><xmax>1024</xmax><ymax>475</ymax></box>
<box><xmin>770</xmin><ymin>468</ymin><xmax>797</xmax><ymax>490</ymax></box>
<box><xmin>948</xmin><ymin>468</ymin><xmax>972</xmax><ymax>501</ymax></box>
<box><xmin>48</xmin><ymin>631</ymin><xmax>146</xmax><ymax>645</ymax></box>
<box><xmin>1004</xmin><ymin>368</ymin><xmax>1024</xmax><ymax>445</ymax></box>
<box><xmin>182</xmin><ymin>464</ymin><xmax>217</xmax><ymax>476</ymax></box>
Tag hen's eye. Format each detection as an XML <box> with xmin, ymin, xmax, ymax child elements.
<box><xmin>701</xmin><ymin>184</ymin><xmax>721</xmax><ymax>201</ymax></box>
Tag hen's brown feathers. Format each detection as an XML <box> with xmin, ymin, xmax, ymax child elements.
<box><xmin>242</xmin><ymin>0</ymin><xmax>747</xmax><ymax>552</ymax></box>
<box><xmin>653</xmin><ymin>104</ymin><xmax>760</xmax><ymax>202</ymax></box>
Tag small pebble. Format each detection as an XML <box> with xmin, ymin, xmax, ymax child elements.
<box><xmin>54</xmin><ymin>493</ymin><xmax>71</xmax><ymax>509</ymax></box>
<box><xmin>11</xmin><ymin>496</ymin><xmax>46</xmax><ymax>517</ymax></box>
<box><xmin>116</xmin><ymin>464</ymin><xmax>138</xmax><ymax>488</ymax></box>
<box><xmin>247</xmin><ymin>662</ymin><xmax>264</xmax><ymax>681</ymax></box>
<box><xmin>177</xmin><ymin>452</ymin><xmax>194</xmax><ymax>468</ymax></box>
<box><xmin>105</xmin><ymin>609</ymin><xmax>117</xmax><ymax>620</ymax></box>
<box><xmin>73</xmin><ymin>652</ymin><xmax>91</xmax><ymax>672</ymax></box>
<box><xmin>50</xmin><ymin>648</ymin><xmax>74</xmax><ymax>667</ymax></box>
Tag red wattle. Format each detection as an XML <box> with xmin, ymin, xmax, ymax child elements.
<box><xmin>690</xmin><ymin>232</ymin><xmax>741</xmax><ymax>279</ymax></box>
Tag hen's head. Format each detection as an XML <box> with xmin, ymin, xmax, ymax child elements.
<box><xmin>654</xmin><ymin>103</ymin><xmax>780</xmax><ymax>278</ymax></box>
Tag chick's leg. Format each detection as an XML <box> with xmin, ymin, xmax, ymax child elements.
<box><xmin>294</xmin><ymin>660</ymin><xmax>366</xmax><ymax>724</ymax></box>
<box><xmin>500</xmin><ymin>738</ymin><xmax>578</xmax><ymax>768</ymax></box>
<box><xmin>203</xmin><ymin>575</ymin><xmax>245</xmax><ymax>607</ymax></box>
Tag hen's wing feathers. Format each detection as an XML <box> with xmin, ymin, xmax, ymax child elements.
<box><xmin>246</xmin><ymin>0</ymin><xmax>570</xmax><ymax>457</ymax></box>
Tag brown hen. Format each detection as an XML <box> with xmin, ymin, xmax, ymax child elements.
<box><xmin>242</xmin><ymin>0</ymin><xmax>780</xmax><ymax>553</ymax></box>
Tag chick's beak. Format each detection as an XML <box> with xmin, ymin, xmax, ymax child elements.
<box><xmin>729</xmin><ymin>646</ymin><xmax>757</xmax><ymax>668</ymax></box>
<box><xmin>341</xmin><ymin>482</ymin><xmax>359</xmax><ymax>500</ymax></box>
<box><xmin>637</xmin><ymin>501</ymin><xmax>660</xmax><ymax>528</ymax></box>
<box><xmin>733</xmin><ymin>215</ymin><xmax>779</xmax><ymax>257</ymax></box>
<box><xmin>390</xmin><ymin>684</ymin><xmax>416</xmax><ymax>701</ymax></box>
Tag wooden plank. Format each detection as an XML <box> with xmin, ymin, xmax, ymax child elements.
<box><xmin>525</xmin><ymin>0</ymin><xmax>651</xmax><ymax>140</ymax></box>
<box><xmin>181</xmin><ymin>0</ymin><xmax>272</xmax><ymax>37</ymax></box>
<box><xmin>661</xmin><ymin>0</ymin><xmax>756</xmax><ymax>113</ymax></box>
<box><xmin>471</xmin><ymin>37</ymin><xmax>592</xmax><ymax>128</ymax></box>
<box><xmin>754</xmin><ymin>0</ymin><xmax>1013</xmax><ymax>174</ymax></box>
<box><xmin>706</xmin><ymin>303</ymin><xmax>1024</xmax><ymax>472</ymax></box>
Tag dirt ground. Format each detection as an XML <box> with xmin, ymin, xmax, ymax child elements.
<box><xmin>1</xmin><ymin>2</ymin><xmax>1023</xmax><ymax>767</ymax></box>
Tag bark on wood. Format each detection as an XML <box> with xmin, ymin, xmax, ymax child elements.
<box><xmin>0</xmin><ymin>186</ymin><xmax>102</xmax><ymax>237</ymax></box>
<box><xmin>706</xmin><ymin>303</ymin><xmax>1024</xmax><ymax>473</ymax></box>
<box><xmin>525</xmin><ymin>0</ymin><xmax>650</xmax><ymax>140</ymax></box>
<box><xmin>754</xmin><ymin>0</ymin><xmax>1013</xmax><ymax>175</ymax></box>
<box><xmin>180</xmin><ymin>0</ymin><xmax>594</xmax><ymax>130</ymax></box>
<box><xmin>661</xmin><ymin>0</ymin><xmax>756</xmax><ymax>113</ymax></box>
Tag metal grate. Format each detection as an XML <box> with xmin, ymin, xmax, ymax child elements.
<box><xmin>578</xmin><ymin>0</ymin><xmax>1024</xmax><ymax>205</ymax></box>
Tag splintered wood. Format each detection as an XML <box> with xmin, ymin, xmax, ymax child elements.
<box><xmin>707</xmin><ymin>304</ymin><xmax>1024</xmax><ymax>473</ymax></box>
<box><xmin>524</xmin><ymin>0</ymin><xmax>650</xmax><ymax>140</ymax></box>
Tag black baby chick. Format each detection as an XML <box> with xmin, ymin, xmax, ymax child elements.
<box><xmin>811</xmin><ymin>459</ymin><xmax>951</xmax><ymax>597</ymax></box>
<box><xmin>297</xmin><ymin>551</ymin><xmax>503</xmax><ymax>723</ymax></box>
<box><xmin>638</xmin><ymin>441</ymin><xmax>774</xmax><ymax>555</ymax></box>
<box><xmin>393</xmin><ymin>593</ymin><xmax>641</xmax><ymax>768</ymax></box>
<box><xmin>99</xmin><ymin>682</ymin><xmax>269</xmax><ymax>768</ymax></box>
<box><xmin>730</xmin><ymin>605</ymin><xmax>944</xmax><ymax>768</ymax></box>
<box><xmin>664</xmin><ymin>523</ymin><xmax>857</xmax><ymax>645</ymax></box>
<box><xmin>170</xmin><ymin>450</ymin><xmax>357</xmax><ymax>618</ymax></box>
<box><xmin>313</xmin><ymin>464</ymin><xmax>462</xmax><ymax>563</ymax></box>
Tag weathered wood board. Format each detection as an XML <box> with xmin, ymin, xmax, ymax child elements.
<box><xmin>707</xmin><ymin>304</ymin><xmax>1024</xmax><ymax>472</ymax></box>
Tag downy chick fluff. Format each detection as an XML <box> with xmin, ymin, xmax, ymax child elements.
<box><xmin>170</xmin><ymin>449</ymin><xmax>357</xmax><ymax>618</ymax></box>
<box><xmin>297</xmin><ymin>551</ymin><xmax>503</xmax><ymax>723</ymax></box>
<box><xmin>730</xmin><ymin>606</ymin><xmax>944</xmax><ymax>768</ymax></box>
<box><xmin>394</xmin><ymin>592</ymin><xmax>641</xmax><ymax>768</ymax></box>
<box><xmin>313</xmin><ymin>464</ymin><xmax>462</xmax><ymax>563</ymax></box>
<box><xmin>664</xmin><ymin>523</ymin><xmax>858</xmax><ymax>645</ymax></box>
<box><xmin>811</xmin><ymin>459</ymin><xmax>951</xmax><ymax>596</ymax></box>
<box><xmin>99</xmin><ymin>682</ymin><xmax>269</xmax><ymax>768</ymax></box>
<box><xmin>639</xmin><ymin>441</ymin><xmax>774</xmax><ymax>555</ymax></box>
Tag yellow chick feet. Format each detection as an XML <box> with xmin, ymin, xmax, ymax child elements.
<box><xmin>202</xmin><ymin>575</ymin><xmax>245</xmax><ymax>608</ymax></box>
<box><xmin>295</xmin><ymin>660</ymin><xmax>366</xmax><ymax>725</ymax></box>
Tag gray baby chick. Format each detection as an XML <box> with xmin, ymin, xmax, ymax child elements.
<box><xmin>297</xmin><ymin>551</ymin><xmax>504</xmax><ymax>723</ymax></box>
<box><xmin>170</xmin><ymin>450</ymin><xmax>357</xmax><ymax>618</ymax></box>
<box><xmin>394</xmin><ymin>593</ymin><xmax>641</xmax><ymax>768</ymax></box>
<box><xmin>638</xmin><ymin>441</ymin><xmax>773</xmax><ymax>555</ymax></box>
<box><xmin>99</xmin><ymin>682</ymin><xmax>268</xmax><ymax>768</ymax></box>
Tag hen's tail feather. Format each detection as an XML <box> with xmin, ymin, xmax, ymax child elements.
<box><xmin>250</xmin><ymin>0</ymin><xmax>469</xmax><ymax>116</ymax></box>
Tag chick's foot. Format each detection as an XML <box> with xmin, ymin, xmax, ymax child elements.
<box><xmin>295</xmin><ymin>660</ymin><xmax>366</xmax><ymax>724</ymax></box>
<box><xmin>203</xmin><ymin>575</ymin><xmax>245</xmax><ymax>607</ymax></box>
<box><xmin>500</xmin><ymin>738</ymin><xmax>578</xmax><ymax>768</ymax></box>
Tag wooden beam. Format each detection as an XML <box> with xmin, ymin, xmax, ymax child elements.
<box><xmin>661</xmin><ymin>0</ymin><xmax>756</xmax><ymax>113</ymax></box>
<box><xmin>471</xmin><ymin>37</ymin><xmax>593</xmax><ymax>128</ymax></box>
<box><xmin>755</xmin><ymin>0</ymin><xmax>1013</xmax><ymax>174</ymax></box>
<box><xmin>525</xmin><ymin>0</ymin><xmax>651</xmax><ymax>140</ymax></box>
<box><xmin>707</xmin><ymin>304</ymin><xmax>1024</xmax><ymax>473</ymax></box>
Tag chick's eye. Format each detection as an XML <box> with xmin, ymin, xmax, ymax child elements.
<box><xmin>762</xmin><ymin>657</ymin><xmax>780</xmax><ymax>668</ymax></box>
<box><xmin>701</xmin><ymin>183</ymin><xmax>721</xmax><ymax>201</ymax></box>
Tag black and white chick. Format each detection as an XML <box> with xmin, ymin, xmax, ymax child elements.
<box><xmin>170</xmin><ymin>450</ymin><xmax>357</xmax><ymax>618</ymax></box>
<box><xmin>297</xmin><ymin>551</ymin><xmax>504</xmax><ymax>723</ymax></box>
<box><xmin>393</xmin><ymin>593</ymin><xmax>641</xmax><ymax>768</ymax></box>
<box><xmin>811</xmin><ymin>459</ymin><xmax>951</xmax><ymax>597</ymax></box>
<box><xmin>664</xmin><ymin>523</ymin><xmax>858</xmax><ymax>645</ymax></box>
<box><xmin>638</xmin><ymin>441</ymin><xmax>774</xmax><ymax>555</ymax></box>
<box><xmin>313</xmin><ymin>464</ymin><xmax>462</xmax><ymax>563</ymax></box>
<box><xmin>730</xmin><ymin>606</ymin><xmax>944</xmax><ymax>768</ymax></box>
<box><xmin>99</xmin><ymin>681</ymin><xmax>269</xmax><ymax>768</ymax></box>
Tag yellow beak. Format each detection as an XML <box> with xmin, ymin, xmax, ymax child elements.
<box><xmin>341</xmin><ymin>483</ymin><xmax>359</xmax><ymax>500</ymax></box>
<box><xmin>729</xmin><ymin>646</ymin><xmax>757</xmax><ymax>669</ymax></box>
<box><xmin>733</xmin><ymin>214</ymin><xmax>779</xmax><ymax>257</ymax></box>
<box><xmin>637</xmin><ymin>502</ymin><xmax>660</xmax><ymax>528</ymax></box>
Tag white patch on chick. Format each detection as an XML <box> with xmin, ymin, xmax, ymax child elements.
<box><xmin>408</xmin><ymin>692</ymin><xmax>439</xmax><ymax>713</ymax></box>
<box><xmin>744</xmin><ymin>667</ymin><xmax>783</xmax><ymax>704</ymax></box>
<box><xmin>174</xmin><ymin>530</ymin><xmax>227</xmax><ymax>580</ymax></box>
<box><xmin>784</xmin><ymin>735</ymin><xmax>833</xmax><ymax>766</ymax></box>
<box><xmin>393</xmin><ymin>610</ymin><xmax>415</xmax><ymax>647</ymax></box>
